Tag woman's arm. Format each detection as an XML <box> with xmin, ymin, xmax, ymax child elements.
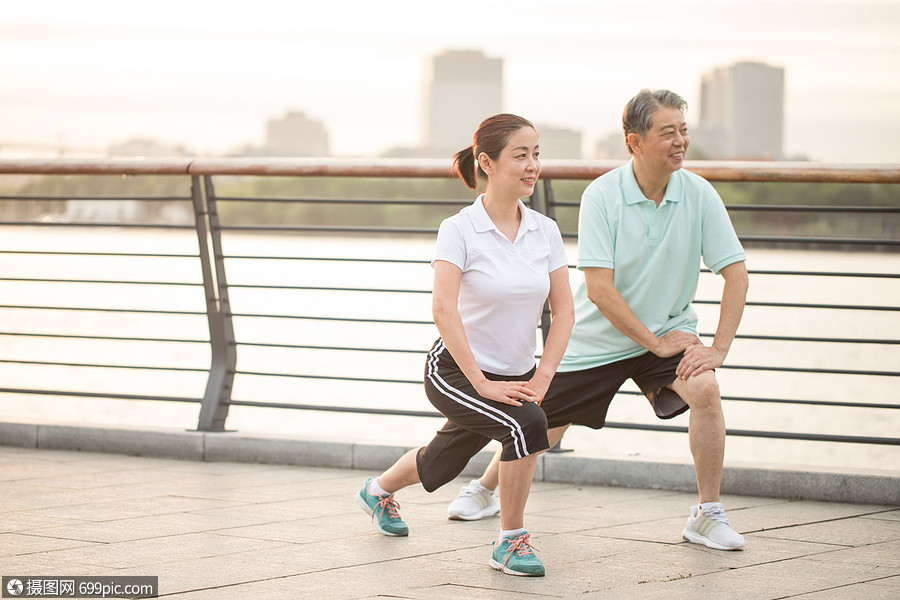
<box><xmin>432</xmin><ymin>260</ymin><xmax>538</xmax><ymax>406</ymax></box>
<box><xmin>527</xmin><ymin>266</ymin><xmax>575</xmax><ymax>402</ymax></box>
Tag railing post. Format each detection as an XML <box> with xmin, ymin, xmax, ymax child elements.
<box><xmin>533</xmin><ymin>179</ymin><xmax>572</xmax><ymax>452</ymax></box>
<box><xmin>192</xmin><ymin>175</ymin><xmax>236</xmax><ymax>432</ymax></box>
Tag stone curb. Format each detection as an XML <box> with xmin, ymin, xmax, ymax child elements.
<box><xmin>1</xmin><ymin>421</ymin><xmax>896</xmax><ymax>505</ymax></box>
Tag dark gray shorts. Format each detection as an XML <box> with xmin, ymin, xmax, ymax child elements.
<box><xmin>541</xmin><ymin>351</ymin><xmax>690</xmax><ymax>429</ymax></box>
<box><xmin>416</xmin><ymin>339</ymin><xmax>549</xmax><ymax>492</ymax></box>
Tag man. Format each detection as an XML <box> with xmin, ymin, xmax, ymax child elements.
<box><xmin>446</xmin><ymin>89</ymin><xmax>749</xmax><ymax>551</ymax></box>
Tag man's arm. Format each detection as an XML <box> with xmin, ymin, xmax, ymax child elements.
<box><xmin>675</xmin><ymin>260</ymin><xmax>749</xmax><ymax>380</ymax></box>
<box><xmin>584</xmin><ymin>267</ymin><xmax>700</xmax><ymax>358</ymax></box>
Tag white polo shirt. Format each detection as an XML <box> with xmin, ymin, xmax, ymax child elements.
<box><xmin>433</xmin><ymin>194</ymin><xmax>569</xmax><ymax>376</ymax></box>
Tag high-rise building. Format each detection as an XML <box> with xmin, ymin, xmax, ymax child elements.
<box><xmin>265</xmin><ymin>111</ymin><xmax>329</xmax><ymax>157</ymax></box>
<box><xmin>696</xmin><ymin>61</ymin><xmax>785</xmax><ymax>160</ymax></box>
<box><xmin>422</xmin><ymin>50</ymin><xmax>503</xmax><ymax>158</ymax></box>
<box><xmin>536</xmin><ymin>124</ymin><xmax>583</xmax><ymax>159</ymax></box>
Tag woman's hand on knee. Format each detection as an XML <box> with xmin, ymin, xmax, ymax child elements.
<box><xmin>475</xmin><ymin>380</ymin><xmax>539</xmax><ymax>406</ymax></box>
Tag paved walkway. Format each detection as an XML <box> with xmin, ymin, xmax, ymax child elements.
<box><xmin>2</xmin><ymin>446</ymin><xmax>898</xmax><ymax>599</ymax></box>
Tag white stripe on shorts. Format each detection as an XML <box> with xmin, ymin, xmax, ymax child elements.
<box><xmin>425</xmin><ymin>340</ymin><xmax>530</xmax><ymax>459</ymax></box>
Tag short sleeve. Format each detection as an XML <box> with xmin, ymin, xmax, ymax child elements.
<box><xmin>577</xmin><ymin>183</ymin><xmax>615</xmax><ymax>270</ymax></box>
<box><xmin>547</xmin><ymin>221</ymin><xmax>569</xmax><ymax>272</ymax></box>
<box><xmin>700</xmin><ymin>187</ymin><xmax>746</xmax><ymax>274</ymax></box>
<box><xmin>432</xmin><ymin>218</ymin><xmax>467</xmax><ymax>270</ymax></box>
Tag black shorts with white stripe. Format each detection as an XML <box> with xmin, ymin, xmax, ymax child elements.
<box><xmin>416</xmin><ymin>339</ymin><xmax>549</xmax><ymax>493</ymax></box>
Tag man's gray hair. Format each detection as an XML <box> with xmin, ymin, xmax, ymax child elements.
<box><xmin>622</xmin><ymin>89</ymin><xmax>688</xmax><ymax>155</ymax></box>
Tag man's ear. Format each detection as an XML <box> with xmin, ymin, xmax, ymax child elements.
<box><xmin>626</xmin><ymin>132</ymin><xmax>642</xmax><ymax>154</ymax></box>
<box><xmin>477</xmin><ymin>152</ymin><xmax>493</xmax><ymax>176</ymax></box>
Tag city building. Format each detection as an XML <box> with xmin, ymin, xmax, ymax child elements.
<box><xmin>593</xmin><ymin>131</ymin><xmax>630</xmax><ymax>160</ymax></box>
<box><xmin>107</xmin><ymin>138</ymin><xmax>191</xmax><ymax>157</ymax></box>
<box><xmin>695</xmin><ymin>61</ymin><xmax>785</xmax><ymax>160</ymax></box>
<box><xmin>264</xmin><ymin>111</ymin><xmax>330</xmax><ymax>157</ymax></box>
<box><xmin>536</xmin><ymin>124</ymin><xmax>583</xmax><ymax>159</ymax></box>
<box><xmin>422</xmin><ymin>50</ymin><xmax>503</xmax><ymax>158</ymax></box>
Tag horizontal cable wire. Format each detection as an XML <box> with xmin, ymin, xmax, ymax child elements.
<box><xmin>220</xmin><ymin>400</ymin><xmax>898</xmax><ymax>446</ymax></box>
<box><xmin>0</xmin><ymin>359</ymin><xmax>208</xmax><ymax>372</ymax></box>
<box><xmin>0</xmin><ymin>388</ymin><xmax>200</xmax><ymax>403</ymax></box>
<box><xmin>0</xmin><ymin>250</ymin><xmax>200</xmax><ymax>258</ymax></box>
<box><xmin>0</xmin><ymin>221</ymin><xmax>195</xmax><ymax>229</ymax></box>
<box><xmin>0</xmin><ymin>195</ymin><xmax>191</xmax><ymax>202</ymax></box>
<box><xmin>0</xmin><ymin>277</ymin><xmax>202</xmax><ymax>286</ymax></box>
<box><xmin>0</xmin><ymin>305</ymin><xmax>206</xmax><ymax>316</ymax></box>
<box><xmin>613</xmin><ymin>389</ymin><xmax>900</xmax><ymax>410</ymax></box>
<box><xmin>0</xmin><ymin>332</ymin><xmax>208</xmax><ymax>343</ymax></box>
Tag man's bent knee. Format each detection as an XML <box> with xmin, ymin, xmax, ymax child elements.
<box><xmin>669</xmin><ymin>371</ymin><xmax>721</xmax><ymax>412</ymax></box>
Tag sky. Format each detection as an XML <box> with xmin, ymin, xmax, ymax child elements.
<box><xmin>2</xmin><ymin>0</ymin><xmax>899</xmax><ymax>162</ymax></box>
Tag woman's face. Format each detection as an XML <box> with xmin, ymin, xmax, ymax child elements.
<box><xmin>480</xmin><ymin>127</ymin><xmax>541</xmax><ymax>199</ymax></box>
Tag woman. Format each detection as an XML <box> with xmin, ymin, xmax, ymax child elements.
<box><xmin>356</xmin><ymin>114</ymin><xmax>574</xmax><ymax>577</ymax></box>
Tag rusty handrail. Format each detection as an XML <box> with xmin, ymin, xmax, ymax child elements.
<box><xmin>0</xmin><ymin>158</ymin><xmax>898</xmax><ymax>183</ymax></box>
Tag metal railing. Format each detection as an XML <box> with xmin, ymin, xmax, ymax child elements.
<box><xmin>0</xmin><ymin>158</ymin><xmax>898</xmax><ymax>450</ymax></box>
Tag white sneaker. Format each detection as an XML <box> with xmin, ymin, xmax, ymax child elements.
<box><xmin>447</xmin><ymin>479</ymin><xmax>500</xmax><ymax>521</ymax></box>
<box><xmin>682</xmin><ymin>502</ymin><xmax>745</xmax><ymax>550</ymax></box>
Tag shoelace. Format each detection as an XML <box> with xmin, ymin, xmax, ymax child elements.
<box><xmin>459</xmin><ymin>485</ymin><xmax>484</xmax><ymax>497</ymax></box>
<box><xmin>373</xmin><ymin>494</ymin><xmax>402</xmax><ymax>521</ymax></box>
<box><xmin>502</xmin><ymin>533</ymin><xmax>537</xmax><ymax>566</ymax></box>
<box><xmin>701</xmin><ymin>504</ymin><xmax>730</xmax><ymax>525</ymax></box>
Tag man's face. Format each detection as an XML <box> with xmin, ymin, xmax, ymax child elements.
<box><xmin>634</xmin><ymin>106</ymin><xmax>689</xmax><ymax>173</ymax></box>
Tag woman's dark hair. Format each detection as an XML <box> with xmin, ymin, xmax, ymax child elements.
<box><xmin>452</xmin><ymin>113</ymin><xmax>536</xmax><ymax>189</ymax></box>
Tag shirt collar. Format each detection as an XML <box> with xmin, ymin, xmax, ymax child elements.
<box><xmin>623</xmin><ymin>160</ymin><xmax>684</xmax><ymax>206</ymax></box>
<box><xmin>471</xmin><ymin>194</ymin><xmax>539</xmax><ymax>234</ymax></box>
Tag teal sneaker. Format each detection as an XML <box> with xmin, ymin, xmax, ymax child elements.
<box><xmin>490</xmin><ymin>531</ymin><xmax>545</xmax><ymax>576</ymax></box>
<box><xmin>355</xmin><ymin>478</ymin><xmax>409</xmax><ymax>537</ymax></box>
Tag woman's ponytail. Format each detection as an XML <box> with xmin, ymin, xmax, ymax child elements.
<box><xmin>452</xmin><ymin>145</ymin><xmax>478</xmax><ymax>189</ymax></box>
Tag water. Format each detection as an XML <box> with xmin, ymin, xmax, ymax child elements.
<box><xmin>1</xmin><ymin>228</ymin><xmax>898</xmax><ymax>473</ymax></box>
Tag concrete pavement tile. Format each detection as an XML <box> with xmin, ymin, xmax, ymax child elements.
<box><xmin>276</xmin><ymin>554</ymin><xmax>559</xmax><ymax>600</ymax></box>
<box><xmin>411</xmin><ymin>518</ymin><xmax>508</xmax><ymax>544</ymax></box>
<box><xmin>155</xmin><ymin>535</ymin><xmax>479</xmax><ymax>595</ymax></box>
<box><xmin>199</xmin><ymin>494</ymin><xmax>366</xmax><ymax>523</ymax></box>
<box><xmin>156</xmin><ymin>545</ymin><xmax>341</xmax><ymax>595</ymax></box>
<box><xmin>863</xmin><ymin>509</ymin><xmax>900</xmax><ymax>522</ymax></box>
<box><xmin>801</xmin><ymin>539</ymin><xmax>900</xmax><ymax>568</ymax></box>
<box><xmin>786</xmin><ymin>582</ymin><xmax>900</xmax><ymax>599</ymax></box>
<box><xmin>34</xmin><ymin>532</ymin><xmax>290</xmax><ymax>569</ymax></box>
<box><xmin>23</xmin><ymin>494</ymin><xmax>246</xmax><ymax>521</ymax></box>
<box><xmin>8</xmin><ymin>465</ymin><xmax>184</xmax><ymax>490</ymax></box>
<box><xmin>576</xmin><ymin>513</ymin><xmax>689</xmax><ymax>544</ymax></box>
<box><xmin>755</xmin><ymin>513</ymin><xmax>900</xmax><ymax>546</ymax></box>
<box><xmin>1</xmin><ymin>532</ymin><xmax>100</xmax><ymax>557</ymax></box>
<box><xmin>870</xmin><ymin>574</ymin><xmax>900</xmax><ymax>588</ymax></box>
<box><xmin>215</xmin><ymin>508</ymin><xmax>394</xmax><ymax>545</ymax></box>
<box><xmin>0</xmin><ymin>554</ymin><xmax>112</xmax><ymax>575</ymax></box>
<box><xmin>17</xmin><ymin>510</ymin><xmax>285</xmax><ymax>544</ymax></box>
<box><xmin>592</xmin><ymin>555</ymin><xmax>900</xmax><ymax>600</ymax></box>
<box><xmin>169</xmin><ymin>480</ymin><xmax>326</xmax><ymax>503</ymax></box>
<box><xmin>0</xmin><ymin>483</ymin><xmax>183</xmax><ymax>514</ymax></box>
<box><xmin>737</xmin><ymin>499</ymin><xmax>897</xmax><ymax>533</ymax></box>
<box><xmin>1</xmin><ymin>512</ymin><xmax>92</xmax><ymax>534</ymax></box>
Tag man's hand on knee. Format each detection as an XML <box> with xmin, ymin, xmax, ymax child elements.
<box><xmin>676</xmin><ymin>344</ymin><xmax>726</xmax><ymax>380</ymax></box>
<box><xmin>653</xmin><ymin>330</ymin><xmax>701</xmax><ymax>358</ymax></box>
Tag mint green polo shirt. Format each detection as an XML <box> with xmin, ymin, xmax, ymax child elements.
<box><xmin>558</xmin><ymin>161</ymin><xmax>745</xmax><ymax>371</ymax></box>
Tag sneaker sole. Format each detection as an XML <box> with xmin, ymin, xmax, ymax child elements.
<box><xmin>489</xmin><ymin>558</ymin><xmax>545</xmax><ymax>577</ymax></box>
<box><xmin>682</xmin><ymin>528</ymin><xmax>744</xmax><ymax>551</ymax></box>
<box><xmin>355</xmin><ymin>491</ymin><xmax>408</xmax><ymax>537</ymax></box>
<box><xmin>448</xmin><ymin>506</ymin><xmax>501</xmax><ymax>521</ymax></box>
